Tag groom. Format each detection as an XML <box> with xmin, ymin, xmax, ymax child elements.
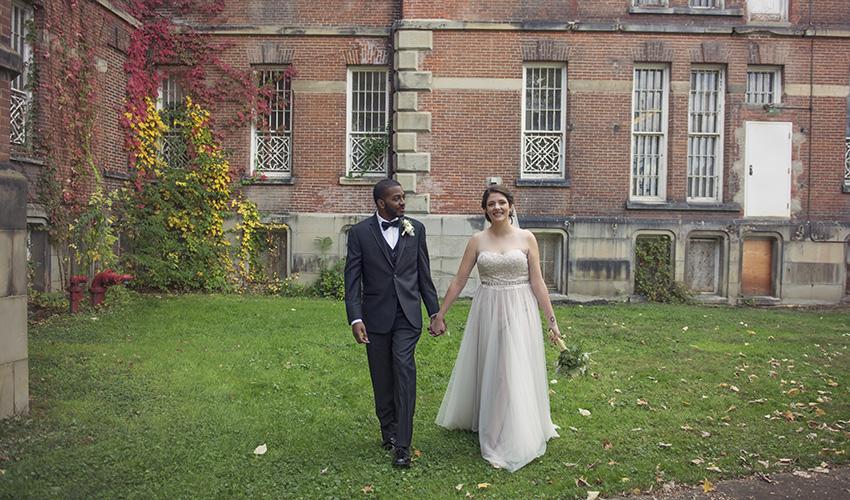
<box><xmin>344</xmin><ymin>178</ymin><xmax>440</xmax><ymax>468</ymax></box>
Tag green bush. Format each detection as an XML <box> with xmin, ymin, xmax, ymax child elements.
<box><xmin>313</xmin><ymin>258</ymin><xmax>345</xmax><ymax>300</ymax></box>
<box><xmin>634</xmin><ymin>236</ymin><xmax>692</xmax><ymax>304</ymax></box>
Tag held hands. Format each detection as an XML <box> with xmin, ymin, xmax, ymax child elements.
<box><xmin>429</xmin><ymin>314</ymin><xmax>447</xmax><ymax>337</ymax></box>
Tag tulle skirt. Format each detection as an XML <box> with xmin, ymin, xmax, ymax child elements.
<box><xmin>435</xmin><ymin>282</ymin><xmax>559</xmax><ymax>472</ymax></box>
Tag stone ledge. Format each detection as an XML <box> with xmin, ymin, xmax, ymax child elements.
<box><xmin>104</xmin><ymin>169</ymin><xmax>131</xmax><ymax>180</ymax></box>
<box><xmin>625</xmin><ymin>200</ymin><xmax>741</xmax><ymax>212</ymax></box>
<box><xmin>629</xmin><ymin>6</ymin><xmax>744</xmax><ymax>16</ymax></box>
<box><xmin>242</xmin><ymin>176</ymin><xmax>295</xmax><ymax>185</ymax></box>
<box><xmin>515</xmin><ymin>178</ymin><xmax>571</xmax><ymax>188</ymax></box>
<box><xmin>10</xmin><ymin>155</ymin><xmax>44</xmax><ymax>166</ymax></box>
<box><xmin>339</xmin><ymin>176</ymin><xmax>383</xmax><ymax>186</ymax></box>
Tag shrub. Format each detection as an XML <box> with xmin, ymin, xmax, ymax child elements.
<box><xmin>634</xmin><ymin>236</ymin><xmax>692</xmax><ymax>304</ymax></box>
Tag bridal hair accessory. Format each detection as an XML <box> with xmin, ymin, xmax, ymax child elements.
<box><xmin>401</xmin><ymin>218</ymin><xmax>415</xmax><ymax>237</ymax></box>
<box><xmin>551</xmin><ymin>328</ymin><xmax>590</xmax><ymax>376</ymax></box>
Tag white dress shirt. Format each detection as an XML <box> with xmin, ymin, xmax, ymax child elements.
<box><xmin>376</xmin><ymin>213</ymin><xmax>400</xmax><ymax>249</ymax></box>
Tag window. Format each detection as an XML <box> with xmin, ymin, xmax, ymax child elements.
<box><xmin>630</xmin><ymin>65</ymin><xmax>669</xmax><ymax>201</ymax></box>
<box><xmin>688</xmin><ymin>67</ymin><xmax>725</xmax><ymax>202</ymax></box>
<box><xmin>252</xmin><ymin>69</ymin><xmax>292</xmax><ymax>177</ymax></box>
<box><xmin>10</xmin><ymin>2</ymin><xmax>33</xmax><ymax>146</ymax></box>
<box><xmin>158</xmin><ymin>75</ymin><xmax>188</xmax><ymax>169</ymax></box>
<box><xmin>633</xmin><ymin>0</ymin><xmax>668</xmax><ymax>5</ymax></box>
<box><xmin>532</xmin><ymin>231</ymin><xmax>565</xmax><ymax>292</ymax></box>
<box><xmin>347</xmin><ymin>67</ymin><xmax>388</xmax><ymax>176</ymax></box>
<box><xmin>521</xmin><ymin>64</ymin><xmax>566</xmax><ymax>179</ymax></box>
<box><xmin>746</xmin><ymin>66</ymin><xmax>781</xmax><ymax>105</ymax></box>
<box><xmin>747</xmin><ymin>0</ymin><xmax>787</xmax><ymax>21</ymax></box>
<box><xmin>690</xmin><ymin>0</ymin><xmax>722</xmax><ymax>7</ymax></box>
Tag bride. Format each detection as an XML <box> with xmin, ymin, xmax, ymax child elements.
<box><xmin>430</xmin><ymin>185</ymin><xmax>562</xmax><ymax>472</ymax></box>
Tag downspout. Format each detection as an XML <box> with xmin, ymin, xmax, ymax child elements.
<box><xmin>805</xmin><ymin>0</ymin><xmax>814</xmax><ymax>224</ymax></box>
<box><xmin>387</xmin><ymin>2</ymin><xmax>402</xmax><ymax>179</ymax></box>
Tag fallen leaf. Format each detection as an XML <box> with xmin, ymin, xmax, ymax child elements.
<box><xmin>680</xmin><ymin>424</ymin><xmax>694</xmax><ymax>431</ymax></box>
<box><xmin>361</xmin><ymin>485</ymin><xmax>374</xmax><ymax>494</ymax></box>
<box><xmin>253</xmin><ymin>443</ymin><xmax>267</xmax><ymax>455</ymax></box>
<box><xmin>658</xmin><ymin>442</ymin><xmax>672</xmax><ymax>448</ymax></box>
<box><xmin>569</xmin><ymin>426</ymin><xmax>579</xmax><ymax>432</ymax></box>
<box><xmin>550</xmin><ymin>379</ymin><xmax>558</xmax><ymax>384</ymax></box>
<box><xmin>621</xmin><ymin>477</ymin><xmax>630</xmax><ymax>482</ymax></box>
<box><xmin>730</xmin><ymin>385</ymin><xmax>740</xmax><ymax>392</ymax></box>
<box><xmin>637</xmin><ymin>399</ymin><xmax>648</xmax><ymax>406</ymax></box>
<box><xmin>413</xmin><ymin>449</ymin><xmax>422</xmax><ymax>458</ymax></box>
<box><xmin>756</xmin><ymin>472</ymin><xmax>773</xmax><ymax>483</ymax></box>
<box><xmin>815</xmin><ymin>408</ymin><xmax>827</xmax><ymax>417</ymax></box>
<box><xmin>811</xmin><ymin>466</ymin><xmax>830</xmax><ymax>474</ymax></box>
<box><xmin>602</xmin><ymin>439</ymin><xmax>612</xmax><ymax>450</ymax></box>
<box><xmin>706</xmin><ymin>466</ymin><xmax>722</xmax><ymax>473</ymax></box>
<box><xmin>792</xmin><ymin>470</ymin><xmax>812</xmax><ymax>479</ymax></box>
<box><xmin>455</xmin><ymin>484</ymin><xmax>464</xmax><ymax>491</ymax></box>
<box><xmin>691</xmin><ymin>458</ymin><xmax>705</xmax><ymax>465</ymax></box>
<box><xmin>578</xmin><ymin>408</ymin><xmax>591</xmax><ymax>417</ymax></box>
<box><xmin>586</xmin><ymin>492</ymin><xmax>600</xmax><ymax>500</ymax></box>
<box><xmin>320</xmin><ymin>467</ymin><xmax>328</xmax><ymax>474</ymax></box>
<box><xmin>477</xmin><ymin>483</ymin><xmax>491</xmax><ymax>489</ymax></box>
<box><xmin>576</xmin><ymin>477</ymin><xmax>590</xmax><ymax>487</ymax></box>
<box><xmin>703</xmin><ymin>478</ymin><xmax>715</xmax><ymax>493</ymax></box>
<box><xmin>827</xmin><ymin>380</ymin><xmax>839</xmax><ymax>387</ymax></box>
<box><xmin>701</xmin><ymin>431</ymin><xmax>711</xmax><ymax>438</ymax></box>
<box><xmin>758</xmin><ymin>460</ymin><xmax>770</xmax><ymax>468</ymax></box>
<box><xmin>564</xmin><ymin>463</ymin><xmax>578</xmax><ymax>468</ymax></box>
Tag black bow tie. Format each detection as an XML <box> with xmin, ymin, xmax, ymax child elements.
<box><xmin>381</xmin><ymin>219</ymin><xmax>400</xmax><ymax>231</ymax></box>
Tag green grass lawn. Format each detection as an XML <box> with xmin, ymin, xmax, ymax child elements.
<box><xmin>1</xmin><ymin>295</ymin><xmax>849</xmax><ymax>498</ymax></box>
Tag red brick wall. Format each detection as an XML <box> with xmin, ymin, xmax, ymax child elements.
<box><xmin>415</xmin><ymin>30</ymin><xmax>850</xmax><ymax>220</ymax></box>
<box><xmin>11</xmin><ymin>0</ymin><xmax>131</xmax><ymax>200</ymax></box>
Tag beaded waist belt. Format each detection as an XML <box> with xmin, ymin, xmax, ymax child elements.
<box><xmin>479</xmin><ymin>278</ymin><xmax>530</xmax><ymax>288</ymax></box>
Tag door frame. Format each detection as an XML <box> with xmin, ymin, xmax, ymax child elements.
<box><xmin>739</xmin><ymin>232</ymin><xmax>783</xmax><ymax>298</ymax></box>
<box><xmin>744</xmin><ymin>121</ymin><xmax>792</xmax><ymax>218</ymax></box>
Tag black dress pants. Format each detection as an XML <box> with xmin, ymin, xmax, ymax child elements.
<box><xmin>365</xmin><ymin>305</ymin><xmax>421</xmax><ymax>449</ymax></box>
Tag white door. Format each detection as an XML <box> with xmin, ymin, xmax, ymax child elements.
<box><xmin>744</xmin><ymin>121</ymin><xmax>792</xmax><ymax>218</ymax></box>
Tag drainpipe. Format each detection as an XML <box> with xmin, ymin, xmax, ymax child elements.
<box><xmin>805</xmin><ymin>0</ymin><xmax>814</xmax><ymax>225</ymax></box>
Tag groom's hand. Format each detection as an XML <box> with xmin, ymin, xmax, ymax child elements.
<box><xmin>352</xmin><ymin>322</ymin><xmax>370</xmax><ymax>344</ymax></box>
<box><xmin>429</xmin><ymin>316</ymin><xmax>447</xmax><ymax>337</ymax></box>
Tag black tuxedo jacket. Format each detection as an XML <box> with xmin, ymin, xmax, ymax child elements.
<box><xmin>344</xmin><ymin>215</ymin><xmax>440</xmax><ymax>334</ymax></box>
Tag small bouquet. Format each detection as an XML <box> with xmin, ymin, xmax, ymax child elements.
<box><xmin>550</xmin><ymin>329</ymin><xmax>590</xmax><ymax>376</ymax></box>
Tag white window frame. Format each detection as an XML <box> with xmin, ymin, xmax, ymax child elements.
<box><xmin>687</xmin><ymin>66</ymin><xmax>725</xmax><ymax>203</ymax></box>
<box><xmin>690</xmin><ymin>0</ymin><xmax>723</xmax><ymax>7</ymax></box>
<box><xmin>346</xmin><ymin>66</ymin><xmax>389</xmax><ymax>177</ymax></box>
<box><xmin>156</xmin><ymin>74</ymin><xmax>189</xmax><ymax>169</ymax></box>
<box><xmin>747</xmin><ymin>0</ymin><xmax>788</xmax><ymax>21</ymax></box>
<box><xmin>630</xmin><ymin>64</ymin><xmax>670</xmax><ymax>202</ymax></box>
<box><xmin>250</xmin><ymin>68</ymin><xmax>293</xmax><ymax>178</ymax></box>
<box><xmin>520</xmin><ymin>63</ymin><xmax>567</xmax><ymax>180</ymax></box>
<box><xmin>10</xmin><ymin>1</ymin><xmax>33</xmax><ymax>146</ymax></box>
<box><xmin>746</xmin><ymin>65</ymin><xmax>782</xmax><ymax>105</ymax></box>
<box><xmin>633</xmin><ymin>0</ymin><xmax>668</xmax><ymax>6</ymax></box>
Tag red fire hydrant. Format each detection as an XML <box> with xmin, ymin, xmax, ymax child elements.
<box><xmin>89</xmin><ymin>269</ymin><xmax>134</xmax><ymax>307</ymax></box>
<box><xmin>68</xmin><ymin>275</ymin><xmax>88</xmax><ymax>313</ymax></box>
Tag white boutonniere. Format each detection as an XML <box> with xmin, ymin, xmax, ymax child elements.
<box><xmin>400</xmin><ymin>218</ymin><xmax>415</xmax><ymax>237</ymax></box>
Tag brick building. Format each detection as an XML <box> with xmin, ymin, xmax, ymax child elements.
<box><xmin>12</xmin><ymin>0</ymin><xmax>850</xmax><ymax>304</ymax></box>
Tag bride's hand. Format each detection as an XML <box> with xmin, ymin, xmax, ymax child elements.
<box><xmin>547</xmin><ymin>325</ymin><xmax>562</xmax><ymax>346</ymax></box>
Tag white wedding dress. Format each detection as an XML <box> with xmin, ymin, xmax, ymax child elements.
<box><xmin>435</xmin><ymin>249</ymin><xmax>559</xmax><ymax>472</ymax></box>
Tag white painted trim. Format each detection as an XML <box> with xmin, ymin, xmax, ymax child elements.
<box><xmin>687</xmin><ymin>65</ymin><xmax>725</xmax><ymax>203</ymax></box>
<box><xmin>345</xmin><ymin>66</ymin><xmax>390</xmax><ymax>177</ymax></box>
<box><xmin>746</xmin><ymin>65</ymin><xmax>782</xmax><ymax>104</ymax></box>
<box><xmin>520</xmin><ymin>63</ymin><xmax>567</xmax><ymax>180</ymax></box>
<box><xmin>629</xmin><ymin>63</ymin><xmax>670</xmax><ymax>202</ymax></box>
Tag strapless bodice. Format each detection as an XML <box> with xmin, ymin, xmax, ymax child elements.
<box><xmin>476</xmin><ymin>249</ymin><xmax>529</xmax><ymax>286</ymax></box>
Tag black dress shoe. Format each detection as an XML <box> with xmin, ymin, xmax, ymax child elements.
<box><xmin>381</xmin><ymin>436</ymin><xmax>397</xmax><ymax>452</ymax></box>
<box><xmin>393</xmin><ymin>446</ymin><xmax>411</xmax><ymax>468</ymax></box>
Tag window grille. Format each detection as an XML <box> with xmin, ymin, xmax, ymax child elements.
<box><xmin>347</xmin><ymin>68</ymin><xmax>388</xmax><ymax>176</ymax></box>
<box><xmin>522</xmin><ymin>65</ymin><xmax>566</xmax><ymax>179</ymax></box>
<box><xmin>690</xmin><ymin>0</ymin><xmax>721</xmax><ymax>7</ymax></box>
<box><xmin>844</xmin><ymin>137</ymin><xmax>850</xmax><ymax>186</ymax></box>
<box><xmin>253</xmin><ymin>70</ymin><xmax>292</xmax><ymax>176</ymax></box>
<box><xmin>159</xmin><ymin>75</ymin><xmax>188</xmax><ymax>169</ymax></box>
<box><xmin>631</xmin><ymin>66</ymin><xmax>668</xmax><ymax>200</ymax></box>
<box><xmin>634</xmin><ymin>0</ymin><xmax>668</xmax><ymax>5</ymax></box>
<box><xmin>688</xmin><ymin>68</ymin><xmax>724</xmax><ymax>201</ymax></box>
<box><xmin>10</xmin><ymin>2</ymin><xmax>32</xmax><ymax>145</ymax></box>
<box><xmin>746</xmin><ymin>67</ymin><xmax>781</xmax><ymax>105</ymax></box>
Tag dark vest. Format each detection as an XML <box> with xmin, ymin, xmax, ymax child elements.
<box><xmin>381</xmin><ymin>233</ymin><xmax>399</xmax><ymax>262</ymax></box>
